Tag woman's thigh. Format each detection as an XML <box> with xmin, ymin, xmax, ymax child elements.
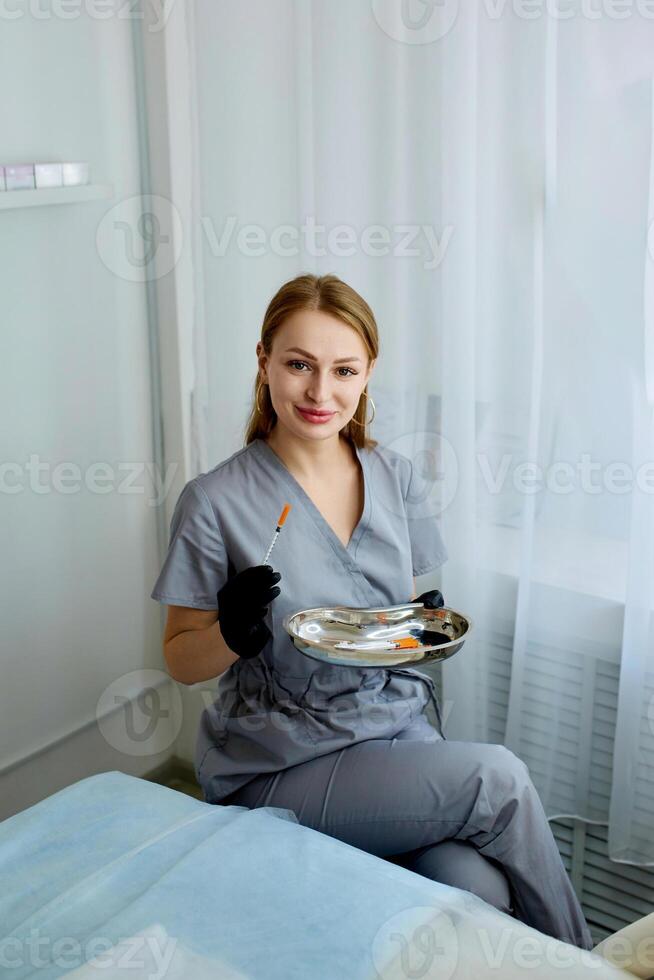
<box><xmin>389</xmin><ymin>841</ymin><xmax>513</xmax><ymax>914</ymax></box>
<box><xmin>222</xmin><ymin>721</ymin><xmax>596</xmax><ymax>945</ymax></box>
<box><xmin>222</xmin><ymin>714</ymin><xmax>526</xmax><ymax>860</ymax></box>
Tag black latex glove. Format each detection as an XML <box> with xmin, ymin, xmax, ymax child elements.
<box><xmin>217</xmin><ymin>565</ymin><xmax>281</xmax><ymax>660</ymax></box>
<box><xmin>412</xmin><ymin>589</ymin><xmax>445</xmax><ymax>609</ymax></box>
<box><xmin>410</xmin><ymin>588</ymin><xmax>448</xmax><ymax>647</ymax></box>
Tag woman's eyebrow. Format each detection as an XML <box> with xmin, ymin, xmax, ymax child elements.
<box><xmin>284</xmin><ymin>346</ymin><xmax>362</xmax><ymax>364</ymax></box>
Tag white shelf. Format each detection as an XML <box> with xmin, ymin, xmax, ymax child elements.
<box><xmin>0</xmin><ymin>184</ymin><xmax>114</xmax><ymax>210</ymax></box>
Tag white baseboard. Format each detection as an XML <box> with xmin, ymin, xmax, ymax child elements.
<box><xmin>0</xmin><ymin>678</ymin><xmax>178</xmax><ymax>821</ymax></box>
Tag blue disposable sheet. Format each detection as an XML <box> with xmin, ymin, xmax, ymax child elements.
<box><xmin>0</xmin><ymin>772</ymin><xmax>628</xmax><ymax>979</ymax></box>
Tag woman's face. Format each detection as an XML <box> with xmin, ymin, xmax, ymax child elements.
<box><xmin>257</xmin><ymin>309</ymin><xmax>375</xmax><ymax>441</ymax></box>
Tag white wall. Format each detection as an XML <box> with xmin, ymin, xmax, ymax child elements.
<box><xmin>0</xmin><ymin>3</ymin><xmax>174</xmax><ymax>817</ymax></box>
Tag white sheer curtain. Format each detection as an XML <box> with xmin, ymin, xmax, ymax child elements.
<box><xmin>176</xmin><ymin>0</ymin><xmax>654</xmax><ymax>865</ymax></box>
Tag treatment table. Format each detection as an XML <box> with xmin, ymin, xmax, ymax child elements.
<box><xmin>0</xmin><ymin>771</ymin><xmax>645</xmax><ymax>979</ymax></box>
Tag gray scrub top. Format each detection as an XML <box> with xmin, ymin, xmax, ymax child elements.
<box><xmin>151</xmin><ymin>436</ymin><xmax>449</xmax><ymax>803</ymax></box>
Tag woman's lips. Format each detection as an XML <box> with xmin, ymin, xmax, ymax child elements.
<box><xmin>295</xmin><ymin>406</ymin><xmax>335</xmax><ymax>424</ymax></box>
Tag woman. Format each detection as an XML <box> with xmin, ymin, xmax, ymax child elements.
<box><xmin>151</xmin><ymin>273</ymin><xmax>593</xmax><ymax>950</ymax></box>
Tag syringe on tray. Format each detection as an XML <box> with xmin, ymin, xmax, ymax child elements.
<box><xmin>334</xmin><ymin>637</ymin><xmax>421</xmax><ymax>651</ymax></box>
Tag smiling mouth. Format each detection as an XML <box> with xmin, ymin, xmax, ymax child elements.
<box><xmin>296</xmin><ymin>407</ymin><xmax>335</xmax><ymax>416</ymax></box>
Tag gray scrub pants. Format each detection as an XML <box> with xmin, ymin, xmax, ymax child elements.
<box><xmin>220</xmin><ymin>713</ymin><xmax>593</xmax><ymax>951</ymax></box>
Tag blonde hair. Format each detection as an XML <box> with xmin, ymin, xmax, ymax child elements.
<box><xmin>244</xmin><ymin>273</ymin><xmax>379</xmax><ymax>449</ymax></box>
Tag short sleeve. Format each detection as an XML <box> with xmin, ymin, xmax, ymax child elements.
<box><xmin>150</xmin><ymin>479</ymin><xmax>228</xmax><ymax>609</ymax></box>
<box><xmin>402</xmin><ymin>456</ymin><xmax>449</xmax><ymax>576</ymax></box>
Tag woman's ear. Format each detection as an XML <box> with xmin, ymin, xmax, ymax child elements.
<box><xmin>256</xmin><ymin>343</ymin><xmax>268</xmax><ymax>380</ymax></box>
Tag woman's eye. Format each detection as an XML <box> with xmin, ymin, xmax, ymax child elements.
<box><xmin>287</xmin><ymin>360</ymin><xmax>356</xmax><ymax>377</ymax></box>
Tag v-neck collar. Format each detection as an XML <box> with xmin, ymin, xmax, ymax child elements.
<box><xmin>252</xmin><ymin>436</ymin><xmax>371</xmax><ymax>558</ymax></box>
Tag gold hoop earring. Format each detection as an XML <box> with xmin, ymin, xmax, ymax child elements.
<box><xmin>350</xmin><ymin>390</ymin><xmax>376</xmax><ymax>426</ymax></box>
<box><xmin>256</xmin><ymin>380</ymin><xmax>266</xmax><ymax>414</ymax></box>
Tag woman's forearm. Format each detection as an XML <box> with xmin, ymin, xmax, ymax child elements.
<box><xmin>166</xmin><ymin>577</ymin><xmax>419</xmax><ymax>685</ymax></box>
<box><xmin>165</xmin><ymin>619</ymin><xmax>239</xmax><ymax>685</ymax></box>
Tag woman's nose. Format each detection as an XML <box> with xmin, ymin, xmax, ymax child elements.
<box><xmin>306</xmin><ymin>372</ymin><xmax>332</xmax><ymax>403</ymax></box>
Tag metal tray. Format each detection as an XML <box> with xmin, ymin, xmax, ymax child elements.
<box><xmin>283</xmin><ymin>602</ymin><xmax>472</xmax><ymax>668</ymax></box>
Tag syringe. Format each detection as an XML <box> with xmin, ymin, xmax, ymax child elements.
<box><xmin>262</xmin><ymin>503</ymin><xmax>292</xmax><ymax>566</ymax></box>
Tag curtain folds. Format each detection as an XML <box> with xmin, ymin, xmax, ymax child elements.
<box><xmin>180</xmin><ymin>0</ymin><xmax>654</xmax><ymax>864</ymax></box>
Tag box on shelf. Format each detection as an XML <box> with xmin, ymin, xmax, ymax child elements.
<box><xmin>5</xmin><ymin>164</ymin><xmax>35</xmax><ymax>190</ymax></box>
<box><xmin>62</xmin><ymin>162</ymin><xmax>89</xmax><ymax>187</ymax></box>
<box><xmin>34</xmin><ymin>163</ymin><xmax>63</xmax><ymax>188</ymax></box>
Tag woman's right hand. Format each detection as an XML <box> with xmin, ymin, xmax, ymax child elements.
<box><xmin>216</xmin><ymin>565</ymin><xmax>282</xmax><ymax>660</ymax></box>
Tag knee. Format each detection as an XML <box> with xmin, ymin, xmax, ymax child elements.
<box><xmin>484</xmin><ymin>744</ymin><xmax>531</xmax><ymax>787</ymax></box>
<box><xmin>410</xmin><ymin>840</ymin><xmax>514</xmax><ymax>917</ymax></box>
<box><xmin>475</xmin><ymin>744</ymin><xmax>535</xmax><ymax>816</ymax></box>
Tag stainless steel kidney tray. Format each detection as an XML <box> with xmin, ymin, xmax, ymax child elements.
<box><xmin>283</xmin><ymin>602</ymin><xmax>472</xmax><ymax>668</ymax></box>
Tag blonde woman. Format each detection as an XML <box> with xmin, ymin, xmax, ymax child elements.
<box><xmin>152</xmin><ymin>274</ymin><xmax>592</xmax><ymax>950</ymax></box>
